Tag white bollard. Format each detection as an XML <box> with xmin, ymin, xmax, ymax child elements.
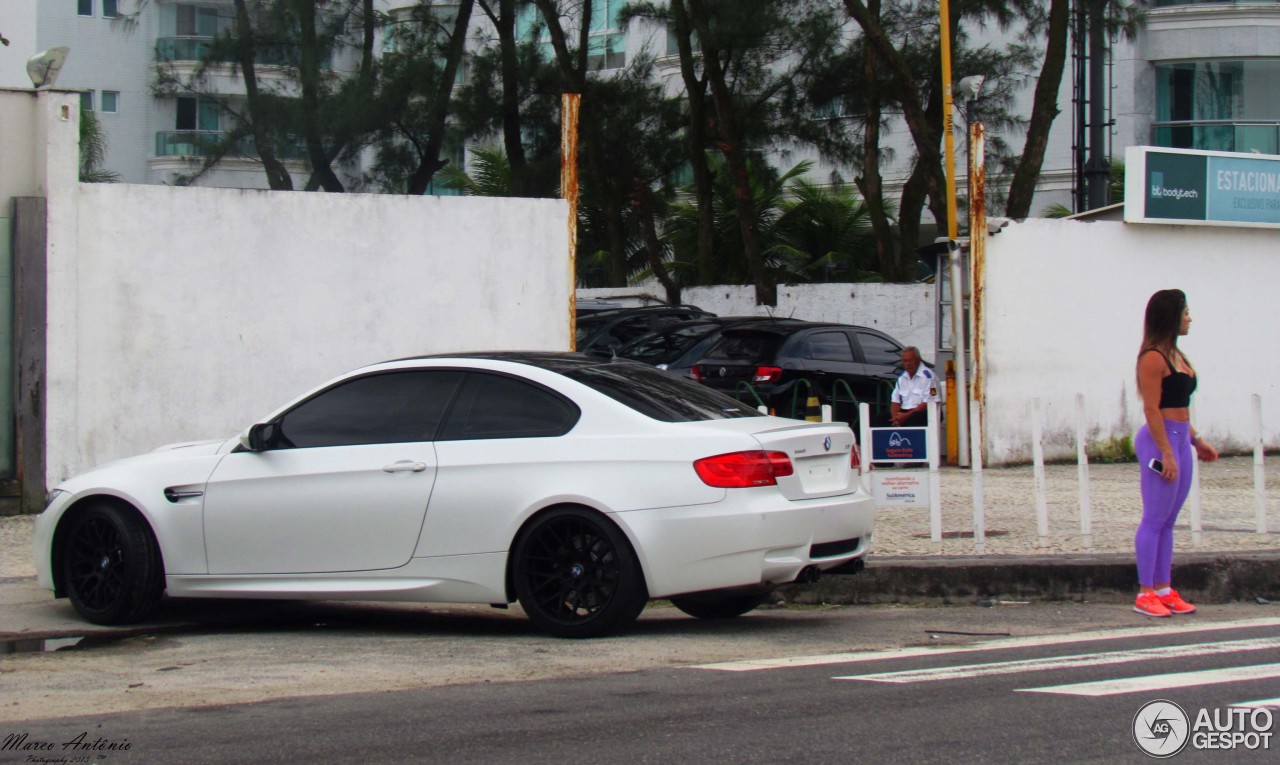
<box><xmin>859</xmin><ymin>403</ymin><xmax>872</xmax><ymax>495</ymax></box>
<box><xmin>1254</xmin><ymin>394</ymin><xmax>1268</xmax><ymax>535</ymax></box>
<box><xmin>821</xmin><ymin>404</ymin><xmax>833</xmax><ymax>423</ymax></box>
<box><xmin>1031</xmin><ymin>398</ymin><xmax>1049</xmax><ymax>548</ymax></box>
<box><xmin>1075</xmin><ymin>393</ymin><xmax>1092</xmax><ymax>551</ymax></box>
<box><xmin>758</xmin><ymin>405</ymin><xmax>769</xmax><ymax>415</ymax></box>
<box><xmin>970</xmin><ymin>399</ymin><xmax>985</xmax><ymax>555</ymax></box>
<box><xmin>928</xmin><ymin>401</ymin><xmax>942</xmax><ymax>545</ymax></box>
<box><xmin>1188</xmin><ymin>402</ymin><xmax>1202</xmax><ymax>547</ymax></box>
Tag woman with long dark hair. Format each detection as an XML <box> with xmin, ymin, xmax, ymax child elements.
<box><xmin>1134</xmin><ymin>289</ymin><xmax>1219</xmax><ymax>617</ymax></box>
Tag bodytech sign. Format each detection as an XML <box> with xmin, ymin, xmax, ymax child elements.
<box><xmin>1125</xmin><ymin>146</ymin><xmax>1280</xmax><ymax>228</ymax></box>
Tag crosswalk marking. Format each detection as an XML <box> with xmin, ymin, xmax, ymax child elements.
<box><xmin>1017</xmin><ymin>662</ymin><xmax>1280</xmax><ymax>697</ymax></box>
<box><xmin>689</xmin><ymin>616</ymin><xmax>1280</xmax><ymax>672</ymax></box>
<box><xmin>832</xmin><ymin>637</ymin><xmax>1280</xmax><ymax>683</ymax></box>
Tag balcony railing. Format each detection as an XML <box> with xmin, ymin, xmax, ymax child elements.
<box><xmin>1153</xmin><ymin>121</ymin><xmax>1280</xmax><ymax>155</ymax></box>
<box><xmin>155</xmin><ymin>131</ymin><xmax>308</xmax><ymax>161</ymax></box>
<box><xmin>155</xmin><ymin>36</ymin><xmax>328</xmax><ymax>68</ymax></box>
<box><xmin>1153</xmin><ymin>0</ymin><xmax>1280</xmax><ymax>6</ymax></box>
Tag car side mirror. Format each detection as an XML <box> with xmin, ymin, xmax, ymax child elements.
<box><xmin>243</xmin><ymin>422</ymin><xmax>281</xmax><ymax>452</ymax></box>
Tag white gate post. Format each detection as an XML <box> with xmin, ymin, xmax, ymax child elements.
<box><xmin>928</xmin><ymin>401</ymin><xmax>942</xmax><ymax>545</ymax></box>
<box><xmin>859</xmin><ymin>403</ymin><xmax>872</xmax><ymax>495</ymax></box>
<box><xmin>1254</xmin><ymin>394</ymin><xmax>1269</xmax><ymax>535</ymax></box>
<box><xmin>1075</xmin><ymin>393</ymin><xmax>1092</xmax><ymax>551</ymax></box>
<box><xmin>1031</xmin><ymin>398</ymin><xmax>1049</xmax><ymax>548</ymax></box>
<box><xmin>1187</xmin><ymin>402</ymin><xmax>1202</xmax><ymax>547</ymax></box>
<box><xmin>970</xmin><ymin>399</ymin><xmax>985</xmax><ymax>555</ymax></box>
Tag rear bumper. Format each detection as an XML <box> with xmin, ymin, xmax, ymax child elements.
<box><xmin>614</xmin><ymin>489</ymin><xmax>874</xmax><ymax>598</ymax></box>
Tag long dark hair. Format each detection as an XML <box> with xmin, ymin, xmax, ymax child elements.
<box><xmin>1138</xmin><ymin>288</ymin><xmax>1191</xmax><ymax>386</ymax></box>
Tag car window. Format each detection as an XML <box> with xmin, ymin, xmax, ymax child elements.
<box><xmin>575</xmin><ymin>318</ymin><xmax>605</xmax><ymax>344</ymax></box>
<box><xmin>856</xmin><ymin>331</ymin><xmax>904</xmax><ymax>366</ymax></box>
<box><xmin>564</xmin><ymin>362</ymin><xmax>763</xmax><ymax>422</ymax></box>
<box><xmin>276</xmin><ymin>370</ymin><xmax>463</xmax><ymax>448</ymax></box>
<box><xmin>437</xmin><ymin>372</ymin><xmax>579</xmax><ymax>440</ymax></box>
<box><xmin>701</xmin><ymin>331</ymin><xmax>783</xmax><ymax>363</ymax></box>
<box><xmin>617</xmin><ymin>322</ymin><xmax>717</xmax><ymax>364</ymax></box>
<box><xmin>606</xmin><ymin>316</ymin><xmax>658</xmax><ymax>347</ymax></box>
<box><xmin>801</xmin><ymin>331</ymin><xmax>855</xmax><ymax>362</ymax></box>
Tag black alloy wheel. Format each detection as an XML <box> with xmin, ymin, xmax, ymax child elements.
<box><xmin>670</xmin><ymin>591</ymin><xmax>770</xmax><ymax>619</ymax></box>
<box><xmin>512</xmin><ymin>507</ymin><xmax>647</xmax><ymax>638</ymax></box>
<box><xmin>62</xmin><ymin>503</ymin><xmax>164</xmax><ymax>625</ymax></box>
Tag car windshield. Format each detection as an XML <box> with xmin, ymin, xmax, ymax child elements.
<box><xmin>616</xmin><ymin>322</ymin><xmax>718</xmax><ymax>364</ymax></box>
<box><xmin>563</xmin><ymin>362</ymin><xmax>763</xmax><ymax>422</ymax></box>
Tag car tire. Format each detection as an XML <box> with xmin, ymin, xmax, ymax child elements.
<box><xmin>61</xmin><ymin>503</ymin><xmax>164</xmax><ymax>625</ymax></box>
<box><xmin>669</xmin><ymin>591</ymin><xmax>770</xmax><ymax>619</ymax></box>
<box><xmin>512</xmin><ymin>507</ymin><xmax>648</xmax><ymax>638</ymax></box>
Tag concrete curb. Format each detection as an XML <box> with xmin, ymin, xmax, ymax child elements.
<box><xmin>782</xmin><ymin>553</ymin><xmax>1280</xmax><ymax>606</ymax></box>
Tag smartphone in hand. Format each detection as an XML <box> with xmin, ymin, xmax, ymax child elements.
<box><xmin>1147</xmin><ymin>458</ymin><xmax>1164</xmax><ymax>473</ymax></box>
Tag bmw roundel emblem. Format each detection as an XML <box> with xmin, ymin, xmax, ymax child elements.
<box><xmin>823</xmin><ymin>436</ymin><xmax>832</xmax><ymax>452</ymax></box>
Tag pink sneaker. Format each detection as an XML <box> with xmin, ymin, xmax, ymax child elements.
<box><xmin>1159</xmin><ymin>589</ymin><xmax>1197</xmax><ymax>615</ymax></box>
<box><xmin>1134</xmin><ymin>592</ymin><xmax>1172</xmax><ymax>618</ymax></box>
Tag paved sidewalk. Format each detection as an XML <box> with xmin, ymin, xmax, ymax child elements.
<box><xmin>2</xmin><ymin>455</ymin><xmax>1278</xmax><ymax>633</ymax></box>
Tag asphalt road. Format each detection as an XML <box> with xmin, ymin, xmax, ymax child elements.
<box><xmin>3</xmin><ymin>604</ymin><xmax>1278</xmax><ymax>764</ymax></box>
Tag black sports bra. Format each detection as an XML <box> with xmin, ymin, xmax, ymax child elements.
<box><xmin>1152</xmin><ymin>351</ymin><xmax>1196</xmax><ymax>409</ymax></box>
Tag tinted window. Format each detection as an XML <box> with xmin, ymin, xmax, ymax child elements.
<box><xmin>701</xmin><ymin>331</ymin><xmax>784</xmax><ymax>363</ymax></box>
<box><xmin>606</xmin><ymin>316</ymin><xmax>657</xmax><ymax>346</ymax></box>
<box><xmin>618</xmin><ymin>322</ymin><xmax>718</xmax><ymax>364</ymax></box>
<box><xmin>438</xmin><ymin>373</ymin><xmax>579</xmax><ymax>440</ymax></box>
<box><xmin>857</xmin><ymin>332</ymin><xmax>904</xmax><ymax>366</ymax></box>
<box><xmin>277</xmin><ymin>371</ymin><xmax>463</xmax><ymax>448</ymax></box>
<box><xmin>801</xmin><ymin>331</ymin><xmax>855</xmax><ymax>362</ymax></box>
<box><xmin>565</xmin><ymin>362</ymin><xmax>763</xmax><ymax>422</ymax></box>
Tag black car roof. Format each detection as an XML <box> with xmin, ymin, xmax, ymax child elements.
<box><xmin>719</xmin><ymin>319</ymin><xmax>886</xmax><ymax>335</ymax></box>
<box><xmin>576</xmin><ymin>305</ymin><xmax>711</xmax><ymax>323</ymax></box>
<box><xmin>396</xmin><ymin>350</ymin><xmax>640</xmax><ymax>373</ymax></box>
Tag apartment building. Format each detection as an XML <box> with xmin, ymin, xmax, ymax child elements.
<box><xmin>15</xmin><ymin>1</ymin><xmax>1280</xmax><ymax>214</ymax></box>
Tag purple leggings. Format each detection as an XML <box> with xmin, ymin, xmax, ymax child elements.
<box><xmin>1134</xmin><ymin>420</ymin><xmax>1193</xmax><ymax>587</ymax></box>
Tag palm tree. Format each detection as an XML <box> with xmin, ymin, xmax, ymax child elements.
<box><xmin>80</xmin><ymin>107</ymin><xmax>120</xmax><ymax>183</ymax></box>
<box><xmin>772</xmin><ymin>178</ymin><xmax>883</xmax><ymax>282</ymax></box>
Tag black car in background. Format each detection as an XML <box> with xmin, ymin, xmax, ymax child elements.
<box><xmin>575</xmin><ymin>305</ymin><xmax>714</xmax><ymax>354</ymax></box>
<box><xmin>612</xmin><ymin>316</ymin><xmax>771</xmax><ymax>379</ymax></box>
<box><xmin>692</xmin><ymin>320</ymin><xmax>913</xmax><ymax>424</ymax></box>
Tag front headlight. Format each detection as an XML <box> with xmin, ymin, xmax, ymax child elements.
<box><xmin>44</xmin><ymin>489</ymin><xmax>68</xmax><ymax>510</ymax></box>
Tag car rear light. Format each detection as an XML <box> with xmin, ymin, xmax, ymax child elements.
<box><xmin>690</xmin><ymin>364</ymin><xmax>703</xmax><ymax>381</ymax></box>
<box><xmin>850</xmin><ymin>442</ymin><xmax>862</xmax><ymax>473</ymax></box>
<box><xmin>694</xmin><ymin>450</ymin><xmax>794</xmax><ymax>488</ymax></box>
<box><xmin>753</xmin><ymin>366</ymin><xmax>783</xmax><ymax>383</ymax></box>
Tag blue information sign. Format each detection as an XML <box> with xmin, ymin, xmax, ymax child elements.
<box><xmin>870</xmin><ymin>427</ymin><xmax>929</xmax><ymax>463</ymax></box>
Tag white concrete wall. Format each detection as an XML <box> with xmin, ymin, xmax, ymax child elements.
<box><xmin>49</xmin><ymin>185</ymin><xmax>569</xmax><ymax>483</ymax></box>
<box><xmin>981</xmin><ymin>217</ymin><xmax>1280</xmax><ymax>465</ymax></box>
<box><xmin>579</xmin><ymin>282</ymin><xmax>937</xmax><ymax>362</ymax></box>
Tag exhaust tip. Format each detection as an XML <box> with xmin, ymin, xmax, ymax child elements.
<box><xmin>796</xmin><ymin>565</ymin><xmax>822</xmax><ymax>584</ymax></box>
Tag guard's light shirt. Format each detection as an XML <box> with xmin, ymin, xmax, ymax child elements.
<box><xmin>892</xmin><ymin>366</ymin><xmax>941</xmax><ymax>409</ymax></box>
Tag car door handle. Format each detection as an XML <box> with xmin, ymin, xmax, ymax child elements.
<box><xmin>383</xmin><ymin>461</ymin><xmax>428</xmax><ymax>473</ymax></box>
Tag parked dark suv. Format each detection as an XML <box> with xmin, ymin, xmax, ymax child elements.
<box><xmin>576</xmin><ymin>305</ymin><xmax>714</xmax><ymax>354</ymax></box>
<box><xmin>692</xmin><ymin>319</ymin><xmax>913</xmax><ymax>424</ymax></box>
<box><xmin>612</xmin><ymin>316</ymin><xmax>773</xmax><ymax>379</ymax></box>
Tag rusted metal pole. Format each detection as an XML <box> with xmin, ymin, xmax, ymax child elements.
<box><xmin>967</xmin><ymin>120</ymin><xmax>985</xmax><ymax>463</ymax></box>
<box><xmin>562</xmin><ymin>93</ymin><xmax>581</xmax><ymax>350</ymax></box>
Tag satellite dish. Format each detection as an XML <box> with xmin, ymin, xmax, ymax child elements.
<box><xmin>27</xmin><ymin>46</ymin><xmax>71</xmax><ymax>89</ymax></box>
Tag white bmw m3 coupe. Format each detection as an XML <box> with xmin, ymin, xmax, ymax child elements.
<box><xmin>34</xmin><ymin>353</ymin><xmax>873</xmax><ymax>637</ymax></box>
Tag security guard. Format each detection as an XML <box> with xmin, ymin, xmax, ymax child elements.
<box><xmin>890</xmin><ymin>346</ymin><xmax>940</xmax><ymax>427</ymax></box>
